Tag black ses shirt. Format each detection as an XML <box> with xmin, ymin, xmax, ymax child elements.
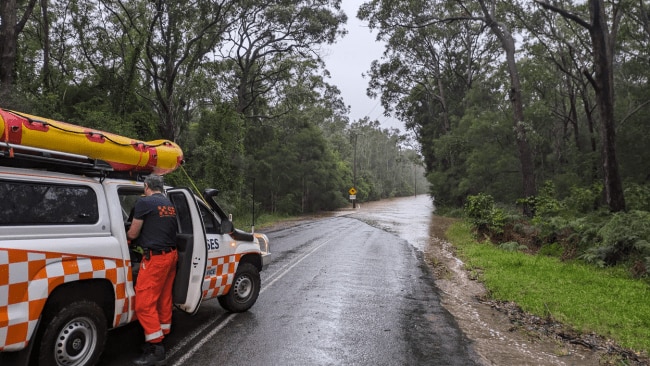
<box><xmin>133</xmin><ymin>193</ymin><xmax>178</xmax><ymax>250</ymax></box>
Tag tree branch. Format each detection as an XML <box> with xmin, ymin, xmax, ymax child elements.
<box><xmin>619</xmin><ymin>99</ymin><xmax>650</xmax><ymax>128</ymax></box>
<box><xmin>391</xmin><ymin>16</ymin><xmax>484</xmax><ymax>29</ymax></box>
<box><xmin>534</xmin><ymin>0</ymin><xmax>592</xmax><ymax>30</ymax></box>
<box><xmin>15</xmin><ymin>0</ymin><xmax>38</xmax><ymax>34</ymax></box>
<box><xmin>582</xmin><ymin>68</ymin><xmax>598</xmax><ymax>91</ymax></box>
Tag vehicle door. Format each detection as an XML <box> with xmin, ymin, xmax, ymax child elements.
<box><xmin>196</xmin><ymin>201</ymin><xmax>238</xmax><ymax>300</ymax></box>
<box><xmin>167</xmin><ymin>188</ymin><xmax>208</xmax><ymax>314</ymax></box>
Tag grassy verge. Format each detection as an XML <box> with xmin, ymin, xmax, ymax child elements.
<box><xmin>232</xmin><ymin>212</ymin><xmax>295</xmax><ymax>231</ymax></box>
<box><xmin>446</xmin><ymin>220</ymin><xmax>650</xmax><ymax>354</ymax></box>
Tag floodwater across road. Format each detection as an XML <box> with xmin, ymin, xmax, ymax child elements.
<box><xmin>347</xmin><ymin>194</ymin><xmax>434</xmax><ymax>251</ymax></box>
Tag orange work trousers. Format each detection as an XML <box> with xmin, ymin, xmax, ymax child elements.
<box><xmin>135</xmin><ymin>249</ymin><xmax>178</xmax><ymax>343</ymax></box>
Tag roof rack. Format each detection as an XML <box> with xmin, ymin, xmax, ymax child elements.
<box><xmin>0</xmin><ymin>142</ymin><xmax>148</xmax><ymax>180</ymax></box>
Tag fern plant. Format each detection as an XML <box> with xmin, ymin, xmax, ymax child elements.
<box><xmin>580</xmin><ymin>210</ymin><xmax>650</xmax><ymax>277</ymax></box>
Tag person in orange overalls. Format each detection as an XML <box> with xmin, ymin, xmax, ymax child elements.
<box><xmin>127</xmin><ymin>174</ymin><xmax>178</xmax><ymax>366</ymax></box>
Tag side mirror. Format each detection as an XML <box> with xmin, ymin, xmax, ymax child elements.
<box><xmin>220</xmin><ymin>220</ymin><xmax>234</xmax><ymax>235</ymax></box>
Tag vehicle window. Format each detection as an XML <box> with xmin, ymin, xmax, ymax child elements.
<box><xmin>118</xmin><ymin>188</ymin><xmax>144</xmax><ymax>222</ymax></box>
<box><xmin>0</xmin><ymin>180</ymin><xmax>99</xmax><ymax>225</ymax></box>
<box><xmin>199</xmin><ymin>203</ymin><xmax>220</xmax><ymax>234</ymax></box>
<box><xmin>169</xmin><ymin>192</ymin><xmax>193</xmax><ymax>234</ymax></box>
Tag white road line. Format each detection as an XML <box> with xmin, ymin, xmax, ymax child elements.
<box><xmin>170</xmin><ymin>238</ymin><xmax>332</xmax><ymax>365</ymax></box>
<box><xmin>260</xmin><ymin>238</ymin><xmax>332</xmax><ymax>294</ymax></box>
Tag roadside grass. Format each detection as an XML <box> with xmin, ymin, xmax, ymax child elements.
<box><xmin>232</xmin><ymin>212</ymin><xmax>293</xmax><ymax>231</ymax></box>
<box><xmin>446</xmin><ymin>220</ymin><xmax>650</xmax><ymax>354</ymax></box>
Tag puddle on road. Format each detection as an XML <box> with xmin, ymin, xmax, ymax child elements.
<box><xmin>349</xmin><ymin>196</ymin><xmax>602</xmax><ymax>366</ymax></box>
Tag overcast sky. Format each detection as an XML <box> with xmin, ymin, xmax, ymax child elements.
<box><xmin>323</xmin><ymin>1</ymin><xmax>404</xmax><ymax>132</ymax></box>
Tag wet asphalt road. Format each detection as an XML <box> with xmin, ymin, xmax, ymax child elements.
<box><xmin>100</xmin><ymin>196</ymin><xmax>481</xmax><ymax>365</ymax></box>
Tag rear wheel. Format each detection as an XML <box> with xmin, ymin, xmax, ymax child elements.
<box><xmin>37</xmin><ymin>301</ymin><xmax>107</xmax><ymax>366</ymax></box>
<box><xmin>218</xmin><ymin>262</ymin><xmax>260</xmax><ymax>312</ymax></box>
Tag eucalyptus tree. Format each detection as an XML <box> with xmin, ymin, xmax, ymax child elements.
<box><xmin>8</xmin><ymin>0</ymin><xmax>239</xmax><ymax>140</ymax></box>
<box><xmin>182</xmin><ymin>102</ymin><xmax>247</xmax><ymax>198</ymax></box>
<box><xmin>0</xmin><ymin>0</ymin><xmax>37</xmax><ymax>103</ymax></box>
<box><xmin>252</xmin><ymin>118</ymin><xmax>347</xmax><ymax>213</ymax></box>
<box><xmin>448</xmin><ymin>0</ymin><xmax>537</xmax><ymax>213</ymax></box>
<box><xmin>516</xmin><ymin>3</ymin><xmax>598</xmax><ymax>157</ymax></box>
<box><xmin>243</xmin><ymin>57</ymin><xmax>350</xmax><ymax>213</ymax></box>
<box><xmin>7</xmin><ymin>0</ymin><xmax>132</xmax><ymax>122</ymax></box>
<box><xmin>57</xmin><ymin>0</ymin><xmax>240</xmax><ymax>139</ymax></box>
<box><xmin>507</xmin><ymin>3</ymin><xmax>601</xmax><ymax>195</ymax></box>
<box><xmin>64</xmin><ymin>0</ymin><xmax>151</xmax><ymax>119</ymax></box>
<box><xmin>31</xmin><ymin>0</ymin><xmax>156</xmax><ymax>133</ymax></box>
<box><xmin>359</xmin><ymin>0</ymin><xmax>538</xmax><ymax>211</ymax></box>
<box><xmin>220</xmin><ymin>0</ymin><xmax>347</xmax><ymax>117</ymax></box>
<box><xmin>138</xmin><ymin>0</ymin><xmax>240</xmax><ymax>140</ymax></box>
<box><xmin>303</xmin><ymin>74</ymin><xmax>351</xmax><ymax>162</ymax></box>
<box><xmin>611</xmin><ymin>1</ymin><xmax>650</xmax><ymax>184</ymax></box>
<box><xmin>533</xmin><ymin>0</ymin><xmax>631</xmax><ymax>212</ymax></box>
<box><xmin>358</xmin><ymin>0</ymin><xmax>493</xmax><ymax>205</ymax></box>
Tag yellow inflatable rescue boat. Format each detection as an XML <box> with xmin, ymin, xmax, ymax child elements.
<box><xmin>0</xmin><ymin>109</ymin><xmax>183</xmax><ymax>175</ymax></box>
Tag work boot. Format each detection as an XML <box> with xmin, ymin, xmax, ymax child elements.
<box><xmin>133</xmin><ymin>342</ymin><xmax>166</xmax><ymax>366</ymax></box>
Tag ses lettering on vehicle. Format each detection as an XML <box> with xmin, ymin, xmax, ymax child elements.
<box><xmin>207</xmin><ymin>238</ymin><xmax>220</xmax><ymax>250</ymax></box>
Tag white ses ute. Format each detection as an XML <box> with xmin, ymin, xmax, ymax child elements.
<box><xmin>0</xmin><ymin>109</ymin><xmax>270</xmax><ymax>366</ymax></box>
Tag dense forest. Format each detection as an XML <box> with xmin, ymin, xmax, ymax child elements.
<box><xmin>0</xmin><ymin>0</ymin><xmax>428</xmax><ymax>220</ymax></box>
<box><xmin>357</xmin><ymin>0</ymin><xmax>650</xmax><ymax>277</ymax></box>
<box><xmin>360</xmin><ymin>0</ymin><xmax>649</xmax><ymax>212</ymax></box>
<box><xmin>2</xmin><ymin>0</ymin><xmax>650</xmax><ymax>266</ymax></box>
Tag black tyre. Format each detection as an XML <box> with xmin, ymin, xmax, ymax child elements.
<box><xmin>37</xmin><ymin>301</ymin><xmax>107</xmax><ymax>366</ymax></box>
<box><xmin>217</xmin><ymin>262</ymin><xmax>260</xmax><ymax>312</ymax></box>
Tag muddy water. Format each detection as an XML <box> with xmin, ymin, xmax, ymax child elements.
<box><xmin>350</xmin><ymin>195</ymin><xmax>434</xmax><ymax>251</ymax></box>
<box><xmin>348</xmin><ymin>195</ymin><xmax>602</xmax><ymax>366</ymax></box>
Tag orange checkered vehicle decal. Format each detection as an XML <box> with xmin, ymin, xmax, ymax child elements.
<box><xmin>0</xmin><ymin>249</ymin><xmax>133</xmax><ymax>351</ymax></box>
<box><xmin>202</xmin><ymin>254</ymin><xmax>242</xmax><ymax>299</ymax></box>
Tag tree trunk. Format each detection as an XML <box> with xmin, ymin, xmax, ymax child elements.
<box><xmin>479</xmin><ymin>0</ymin><xmax>537</xmax><ymax>216</ymax></box>
<box><xmin>580</xmin><ymin>87</ymin><xmax>598</xmax><ymax>154</ymax></box>
<box><xmin>40</xmin><ymin>0</ymin><xmax>51</xmax><ymax>91</ymax></box>
<box><xmin>566</xmin><ymin>78</ymin><xmax>581</xmax><ymax>152</ymax></box>
<box><xmin>0</xmin><ymin>0</ymin><xmax>18</xmax><ymax>100</ymax></box>
<box><xmin>589</xmin><ymin>0</ymin><xmax>626</xmax><ymax>211</ymax></box>
<box><xmin>536</xmin><ymin>0</ymin><xmax>626</xmax><ymax>212</ymax></box>
<box><xmin>0</xmin><ymin>0</ymin><xmax>37</xmax><ymax>101</ymax></box>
